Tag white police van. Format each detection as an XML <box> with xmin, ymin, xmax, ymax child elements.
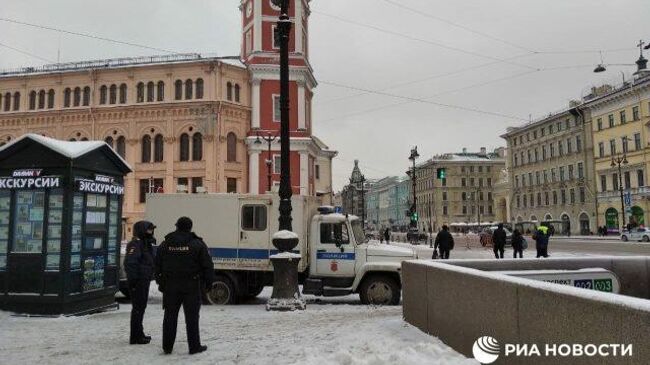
<box><xmin>145</xmin><ymin>193</ymin><xmax>417</xmax><ymax>305</ymax></box>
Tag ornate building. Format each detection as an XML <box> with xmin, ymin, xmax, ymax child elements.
<box><xmin>0</xmin><ymin>0</ymin><xmax>337</xmax><ymax>231</ymax></box>
<box><xmin>340</xmin><ymin>160</ymin><xmax>372</xmax><ymax>219</ymax></box>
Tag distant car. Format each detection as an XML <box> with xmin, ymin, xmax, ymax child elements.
<box><xmin>479</xmin><ymin>226</ymin><xmax>513</xmax><ymax>247</ymax></box>
<box><xmin>621</xmin><ymin>227</ymin><xmax>650</xmax><ymax>242</ymax></box>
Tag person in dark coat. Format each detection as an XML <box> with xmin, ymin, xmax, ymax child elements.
<box><xmin>511</xmin><ymin>229</ymin><xmax>524</xmax><ymax>258</ymax></box>
<box><xmin>492</xmin><ymin>223</ymin><xmax>507</xmax><ymax>259</ymax></box>
<box><xmin>533</xmin><ymin>225</ymin><xmax>550</xmax><ymax>258</ymax></box>
<box><xmin>125</xmin><ymin>220</ymin><xmax>157</xmax><ymax>345</ymax></box>
<box><xmin>434</xmin><ymin>225</ymin><xmax>454</xmax><ymax>259</ymax></box>
<box><xmin>155</xmin><ymin>217</ymin><xmax>215</xmax><ymax>355</ymax></box>
<box><xmin>383</xmin><ymin>228</ymin><xmax>390</xmax><ymax>244</ymax></box>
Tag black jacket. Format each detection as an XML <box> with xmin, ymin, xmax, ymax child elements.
<box><xmin>434</xmin><ymin>230</ymin><xmax>454</xmax><ymax>251</ymax></box>
<box><xmin>383</xmin><ymin>229</ymin><xmax>390</xmax><ymax>241</ymax></box>
<box><xmin>124</xmin><ymin>221</ymin><xmax>156</xmax><ymax>282</ymax></box>
<box><xmin>492</xmin><ymin>227</ymin><xmax>507</xmax><ymax>247</ymax></box>
<box><xmin>155</xmin><ymin>230</ymin><xmax>215</xmax><ymax>290</ymax></box>
<box><xmin>511</xmin><ymin>232</ymin><xmax>524</xmax><ymax>250</ymax></box>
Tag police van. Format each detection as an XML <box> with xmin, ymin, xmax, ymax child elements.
<box><xmin>145</xmin><ymin>193</ymin><xmax>417</xmax><ymax>305</ymax></box>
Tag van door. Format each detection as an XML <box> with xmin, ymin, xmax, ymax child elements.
<box><xmin>314</xmin><ymin>221</ymin><xmax>356</xmax><ymax>277</ymax></box>
<box><xmin>238</xmin><ymin>199</ymin><xmax>271</xmax><ymax>268</ymax></box>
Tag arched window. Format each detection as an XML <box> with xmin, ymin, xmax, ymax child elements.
<box><xmin>235</xmin><ymin>84</ymin><xmax>240</xmax><ymax>102</ymax></box>
<box><xmin>12</xmin><ymin>92</ymin><xmax>20</xmax><ymax>111</ymax></box>
<box><xmin>105</xmin><ymin>136</ymin><xmax>114</xmax><ymax>148</ymax></box>
<box><xmin>69</xmin><ymin>138</ymin><xmax>77</xmax><ymax>142</ymax></box>
<box><xmin>109</xmin><ymin>84</ymin><xmax>117</xmax><ymax>104</ymax></box>
<box><xmin>157</xmin><ymin>81</ymin><xmax>164</xmax><ymax>101</ymax></box>
<box><xmin>47</xmin><ymin>89</ymin><xmax>55</xmax><ymax>109</ymax></box>
<box><xmin>192</xmin><ymin>133</ymin><xmax>203</xmax><ymax>161</ymax></box>
<box><xmin>185</xmin><ymin>79</ymin><xmax>193</xmax><ymax>100</ymax></box>
<box><xmin>179</xmin><ymin>133</ymin><xmax>190</xmax><ymax>161</ymax></box>
<box><xmin>4</xmin><ymin>92</ymin><xmax>11</xmax><ymax>112</ymax></box>
<box><xmin>154</xmin><ymin>134</ymin><xmax>164</xmax><ymax>162</ymax></box>
<box><xmin>83</xmin><ymin>87</ymin><xmax>91</xmax><ymax>106</ymax></box>
<box><xmin>64</xmin><ymin>88</ymin><xmax>71</xmax><ymax>107</ymax></box>
<box><xmin>141</xmin><ymin>135</ymin><xmax>151</xmax><ymax>163</ymax></box>
<box><xmin>29</xmin><ymin>91</ymin><xmax>36</xmax><ymax>110</ymax></box>
<box><xmin>136</xmin><ymin>82</ymin><xmax>145</xmax><ymax>103</ymax></box>
<box><xmin>196</xmin><ymin>78</ymin><xmax>204</xmax><ymax>99</ymax></box>
<box><xmin>119</xmin><ymin>84</ymin><xmax>127</xmax><ymax>104</ymax></box>
<box><xmin>227</xmin><ymin>132</ymin><xmax>237</xmax><ymax>162</ymax></box>
<box><xmin>73</xmin><ymin>87</ymin><xmax>81</xmax><ymax>107</ymax></box>
<box><xmin>116</xmin><ymin>136</ymin><xmax>126</xmax><ymax>158</ymax></box>
<box><xmin>147</xmin><ymin>82</ymin><xmax>155</xmax><ymax>102</ymax></box>
<box><xmin>174</xmin><ymin>80</ymin><xmax>183</xmax><ymax>100</ymax></box>
<box><xmin>38</xmin><ymin>90</ymin><xmax>46</xmax><ymax>109</ymax></box>
<box><xmin>226</xmin><ymin>82</ymin><xmax>233</xmax><ymax>101</ymax></box>
<box><xmin>99</xmin><ymin>85</ymin><xmax>107</xmax><ymax>105</ymax></box>
<box><xmin>80</xmin><ymin>137</ymin><xmax>89</xmax><ymax>141</ymax></box>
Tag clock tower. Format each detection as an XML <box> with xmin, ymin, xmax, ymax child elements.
<box><xmin>241</xmin><ymin>0</ymin><xmax>336</xmax><ymax>200</ymax></box>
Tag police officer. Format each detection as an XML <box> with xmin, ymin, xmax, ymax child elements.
<box><xmin>124</xmin><ymin>221</ymin><xmax>157</xmax><ymax>345</ymax></box>
<box><xmin>155</xmin><ymin>217</ymin><xmax>214</xmax><ymax>355</ymax></box>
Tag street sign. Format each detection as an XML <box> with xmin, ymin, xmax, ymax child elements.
<box><xmin>624</xmin><ymin>191</ymin><xmax>632</xmax><ymax>207</ymax></box>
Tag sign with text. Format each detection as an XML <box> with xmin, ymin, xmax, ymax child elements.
<box><xmin>76</xmin><ymin>177</ymin><xmax>124</xmax><ymax>195</ymax></box>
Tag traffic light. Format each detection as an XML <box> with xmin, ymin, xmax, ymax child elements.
<box><xmin>437</xmin><ymin>168</ymin><xmax>446</xmax><ymax>179</ymax></box>
<box><xmin>411</xmin><ymin>212</ymin><xmax>419</xmax><ymax>222</ymax></box>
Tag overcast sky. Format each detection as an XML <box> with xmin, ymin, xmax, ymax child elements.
<box><xmin>1</xmin><ymin>0</ymin><xmax>648</xmax><ymax>190</ymax></box>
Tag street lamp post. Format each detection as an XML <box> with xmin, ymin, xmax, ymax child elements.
<box><xmin>408</xmin><ymin>147</ymin><xmax>419</xmax><ymax>226</ymax></box>
<box><xmin>611</xmin><ymin>147</ymin><xmax>629</xmax><ymax>231</ymax></box>
<box><xmin>476</xmin><ymin>187</ymin><xmax>482</xmax><ymax>229</ymax></box>
<box><xmin>267</xmin><ymin>0</ymin><xmax>305</xmax><ymax>311</ymax></box>
<box><xmin>360</xmin><ymin>174</ymin><xmax>366</xmax><ymax>231</ymax></box>
<box><xmin>255</xmin><ymin>132</ymin><xmax>278</xmax><ymax>192</ymax></box>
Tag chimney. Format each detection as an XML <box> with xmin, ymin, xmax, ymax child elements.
<box><xmin>462</xmin><ymin>147</ymin><xmax>467</xmax><ymax>154</ymax></box>
<box><xmin>480</xmin><ymin>147</ymin><xmax>487</xmax><ymax>155</ymax></box>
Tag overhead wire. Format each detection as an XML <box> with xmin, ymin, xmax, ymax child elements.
<box><xmin>0</xmin><ymin>41</ymin><xmax>54</xmax><ymax>63</ymax></box>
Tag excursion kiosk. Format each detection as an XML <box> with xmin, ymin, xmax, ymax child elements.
<box><xmin>0</xmin><ymin>134</ymin><xmax>131</xmax><ymax>315</ymax></box>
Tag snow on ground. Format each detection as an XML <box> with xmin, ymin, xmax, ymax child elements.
<box><xmin>0</xmin><ymin>287</ymin><xmax>478</xmax><ymax>365</ymax></box>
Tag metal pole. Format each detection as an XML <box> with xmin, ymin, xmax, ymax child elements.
<box><xmin>361</xmin><ymin>175</ymin><xmax>366</xmax><ymax>231</ymax></box>
<box><xmin>267</xmin><ymin>136</ymin><xmax>272</xmax><ymax>193</ymax></box>
<box><xmin>619</xmin><ymin>161</ymin><xmax>626</xmax><ymax>229</ymax></box>
<box><xmin>277</xmin><ymin>0</ymin><xmax>292</xmax><ymax>232</ymax></box>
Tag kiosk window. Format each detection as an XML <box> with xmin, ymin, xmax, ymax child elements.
<box><xmin>70</xmin><ymin>194</ymin><xmax>83</xmax><ymax>270</ymax></box>
<box><xmin>12</xmin><ymin>190</ymin><xmax>45</xmax><ymax>253</ymax></box>
<box><xmin>241</xmin><ymin>205</ymin><xmax>267</xmax><ymax>231</ymax></box>
<box><xmin>46</xmin><ymin>190</ymin><xmax>64</xmax><ymax>271</ymax></box>
<box><xmin>320</xmin><ymin>223</ymin><xmax>350</xmax><ymax>245</ymax></box>
<box><xmin>0</xmin><ymin>191</ymin><xmax>9</xmax><ymax>269</ymax></box>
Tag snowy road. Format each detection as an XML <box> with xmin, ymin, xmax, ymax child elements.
<box><xmin>0</xmin><ymin>287</ymin><xmax>477</xmax><ymax>365</ymax></box>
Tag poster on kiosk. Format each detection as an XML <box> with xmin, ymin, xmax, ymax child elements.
<box><xmin>0</xmin><ymin>134</ymin><xmax>131</xmax><ymax>315</ymax></box>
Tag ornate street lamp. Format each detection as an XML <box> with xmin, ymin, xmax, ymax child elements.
<box><xmin>255</xmin><ymin>132</ymin><xmax>278</xmax><ymax>192</ymax></box>
<box><xmin>611</xmin><ymin>144</ymin><xmax>629</xmax><ymax>231</ymax></box>
<box><xmin>267</xmin><ymin>0</ymin><xmax>305</xmax><ymax>311</ymax></box>
<box><xmin>408</xmin><ymin>146</ymin><xmax>419</xmax><ymax>229</ymax></box>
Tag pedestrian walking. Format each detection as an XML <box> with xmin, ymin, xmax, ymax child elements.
<box><xmin>511</xmin><ymin>229</ymin><xmax>524</xmax><ymax>258</ymax></box>
<box><xmin>155</xmin><ymin>217</ymin><xmax>215</xmax><ymax>355</ymax></box>
<box><xmin>433</xmin><ymin>225</ymin><xmax>454</xmax><ymax>259</ymax></box>
<box><xmin>492</xmin><ymin>223</ymin><xmax>507</xmax><ymax>259</ymax></box>
<box><xmin>379</xmin><ymin>228</ymin><xmax>384</xmax><ymax>244</ymax></box>
<box><xmin>125</xmin><ymin>221</ymin><xmax>157</xmax><ymax>345</ymax></box>
<box><xmin>383</xmin><ymin>227</ymin><xmax>390</xmax><ymax>244</ymax></box>
<box><xmin>533</xmin><ymin>225</ymin><xmax>550</xmax><ymax>258</ymax></box>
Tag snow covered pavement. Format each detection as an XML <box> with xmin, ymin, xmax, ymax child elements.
<box><xmin>0</xmin><ymin>287</ymin><xmax>478</xmax><ymax>365</ymax></box>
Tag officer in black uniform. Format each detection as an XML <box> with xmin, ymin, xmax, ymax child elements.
<box><xmin>155</xmin><ymin>217</ymin><xmax>215</xmax><ymax>355</ymax></box>
<box><xmin>124</xmin><ymin>221</ymin><xmax>157</xmax><ymax>345</ymax></box>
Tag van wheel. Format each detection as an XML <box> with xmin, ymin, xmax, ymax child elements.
<box><xmin>206</xmin><ymin>276</ymin><xmax>236</xmax><ymax>305</ymax></box>
<box><xmin>622</xmin><ymin>235</ymin><xmax>628</xmax><ymax>242</ymax></box>
<box><xmin>245</xmin><ymin>285</ymin><xmax>265</xmax><ymax>298</ymax></box>
<box><xmin>643</xmin><ymin>236</ymin><xmax>650</xmax><ymax>242</ymax></box>
<box><xmin>359</xmin><ymin>275</ymin><xmax>400</xmax><ymax>306</ymax></box>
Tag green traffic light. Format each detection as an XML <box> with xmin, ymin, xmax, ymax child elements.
<box><xmin>437</xmin><ymin>168</ymin><xmax>446</xmax><ymax>179</ymax></box>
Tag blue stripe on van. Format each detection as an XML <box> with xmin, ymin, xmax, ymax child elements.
<box><xmin>316</xmin><ymin>252</ymin><xmax>355</xmax><ymax>260</ymax></box>
<box><xmin>209</xmin><ymin>248</ymin><xmax>299</xmax><ymax>260</ymax></box>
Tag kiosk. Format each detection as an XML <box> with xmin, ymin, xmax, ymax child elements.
<box><xmin>0</xmin><ymin>134</ymin><xmax>131</xmax><ymax>315</ymax></box>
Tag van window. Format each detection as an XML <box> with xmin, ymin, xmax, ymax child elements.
<box><xmin>320</xmin><ymin>223</ymin><xmax>349</xmax><ymax>245</ymax></box>
<box><xmin>241</xmin><ymin>205</ymin><xmax>267</xmax><ymax>231</ymax></box>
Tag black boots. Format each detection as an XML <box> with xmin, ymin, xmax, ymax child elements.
<box><xmin>130</xmin><ymin>336</ymin><xmax>151</xmax><ymax>345</ymax></box>
<box><xmin>189</xmin><ymin>345</ymin><xmax>208</xmax><ymax>355</ymax></box>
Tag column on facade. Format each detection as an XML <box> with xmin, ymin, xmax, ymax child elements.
<box><xmin>297</xmin><ymin>81</ymin><xmax>306</xmax><ymax>130</ymax></box>
<box><xmin>125</xmin><ymin>138</ymin><xmax>139</xmax><ymax>220</ymax></box>
<box><xmin>205</xmin><ymin>134</ymin><xmax>217</xmax><ymax>192</ymax></box>
<box><xmin>164</xmin><ymin>135</ymin><xmax>175</xmax><ymax>192</ymax></box>
<box><xmin>299</xmin><ymin>151</ymin><xmax>309</xmax><ymax>196</ymax></box>
<box><xmin>251</xmin><ymin>80</ymin><xmax>261</xmax><ymax>129</ymax></box>
<box><xmin>249</xmin><ymin>150</ymin><xmax>260</xmax><ymax>194</ymax></box>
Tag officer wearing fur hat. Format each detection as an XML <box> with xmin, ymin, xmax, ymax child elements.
<box><xmin>155</xmin><ymin>217</ymin><xmax>214</xmax><ymax>355</ymax></box>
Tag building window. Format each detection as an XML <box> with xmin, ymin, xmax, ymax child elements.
<box><xmin>620</xmin><ymin>110</ymin><xmax>626</xmax><ymax>124</ymax></box>
<box><xmin>443</xmin><ymin>206</ymin><xmax>448</xmax><ymax>216</ymax></box>
<box><xmin>570</xmin><ymin>189</ymin><xmax>575</xmax><ymax>204</ymax></box>
<box><xmin>622</xmin><ymin>137</ymin><xmax>629</xmax><ymax>153</ymax></box>
<box><xmin>608</xmin><ymin>114</ymin><xmax>614</xmax><ymax>128</ymax></box>
<box><xmin>315</xmin><ymin>165</ymin><xmax>320</xmax><ymax>179</ymax></box>
<box><xmin>235</xmin><ymin>84</ymin><xmax>240</xmax><ymax>102</ymax></box>
<box><xmin>558</xmin><ymin>141</ymin><xmax>563</xmax><ymax>156</ymax></box>
<box><xmin>141</xmin><ymin>135</ymin><xmax>151</xmax><ymax>163</ymax></box>
<box><xmin>12</xmin><ymin>91</ymin><xmax>20</xmax><ymax>111</ymax></box>
<box><xmin>579</xmin><ymin>187</ymin><xmax>585</xmax><ymax>203</ymax></box>
<box><xmin>136</xmin><ymin>82</ymin><xmax>145</xmax><ymax>103</ymax></box>
<box><xmin>567</xmin><ymin>139</ymin><xmax>572</xmax><ymax>154</ymax></box>
<box><xmin>196</xmin><ymin>78</ymin><xmax>204</xmax><ymax>99</ymax></box>
<box><xmin>551</xmin><ymin>168</ymin><xmax>556</xmax><ymax>182</ymax></box>
<box><xmin>514</xmin><ymin>155</ymin><xmax>518</xmax><ymax>166</ymax></box>
<box><xmin>543</xmin><ymin>170</ymin><xmax>548</xmax><ymax>183</ymax></box>
<box><xmin>64</xmin><ymin>88</ymin><xmax>71</xmax><ymax>107</ymax></box>
<box><xmin>638</xmin><ymin>170</ymin><xmax>645</xmax><ymax>187</ymax></box>
<box><xmin>610</xmin><ymin>139</ymin><xmax>616</xmax><ymax>155</ymax></box>
<box><xmin>537</xmin><ymin>192</ymin><xmax>541</xmax><ymax>206</ymax></box>
<box><xmin>43</xmin><ymin>89</ymin><xmax>54</xmax><ymax>109</ymax></box>
<box><xmin>542</xmin><ymin>146</ymin><xmax>546</xmax><ymax>160</ymax></box>
<box><xmin>116</xmin><ymin>136</ymin><xmax>125</xmax><ymax>158</ymax></box>
<box><xmin>550</xmin><ymin>144</ymin><xmax>555</xmax><ymax>158</ymax></box>
<box><xmin>177</xmin><ymin>177</ymin><xmax>189</xmax><ymax>193</ymax></box>
<box><xmin>99</xmin><ymin>85</ymin><xmax>107</xmax><ymax>105</ymax></box>
<box><xmin>191</xmin><ymin>177</ymin><xmax>203</xmax><ymax>193</ymax></box>
<box><xmin>227</xmin><ymin>132</ymin><xmax>237</xmax><ymax>162</ymax></box>
<box><xmin>553</xmin><ymin>191</ymin><xmax>558</xmax><ymax>205</ymax></box>
<box><xmin>227</xmin><ymin>178</ymin><xmax>237</xmax><ymax>193</ymax></box>
<box><xmin>561</xmin><ymin>190</ymin><xmax>566</xmax><ymax>205</ymax></box>
<box><xmin>461</xmin><ymin>178</ymin><xmax>466</xmax><ymax>187</ymax></box>
<box><xmin>598</xmin><ymin>142</ymin><xmax>604</xmax><ymax>157</ymax></box>
<box><xmin>487</xmin><ymin>178</ymin><xmax>491</xmax><ymax>187</ymax></box>
<box><xmin>73</xmin><ymin>87</ymin><xmax>81</xmax><ymax>107</ymax></box>
<box><xmin>516</xmin><ymin>196</ymin><xmax>520</xmax><ymax>208</ymax></box>
<box><xmin>119</xmin><ymin>84</ymin><xmax>127</xmax><ymax>104</ymax></box>
<box><xmin>139</xmin><ymin>178</ymin><xmax>164</xmax><ymax>203</ymax></box>
<box><xmin>545</xmin><ymin>192</ymin><xmax>549</xmax><ymax>206</ymax></box>
<box><xmin>515</xmin><ymin>176</ymin><xmax>519</xmax><ymax>187</ymax></box>
<box><xmin>175</xmin><ymin>80</ymin><xmax>183</xmax><ymax>100</ymax></box>
<box><xmin>82</xmin><ymin>86</ymin><xmax>90</xmax><ymax>106</ymax></box>
<box><xmin>227</xmin><ymin>82</ymin><xmax>233</xmax><ymax>101</ymax></box>
<box><xmin>578</xmin><ymin>162</ymin><xmax>584</xmax><ymax>179</ymax></box>
<box><xmin>470</xmin><ymin>178</ymin><xmax>475</xmax><ymax>186</ymax></box>
<box><xmin>157</xmin><ymin>81</ymin><xmax>164</xmax><ymax>101</ymax></box>
<box><xmin>192</xmin><ymin>133</ymin><xmax>203</xmax><ymax>161</ymax></box>
<box><xmin>273</xmin><ymin>155</ymin><xmax>281</xmax><ymax>174</ymax></box>
<box><xmin>633</xmin><ymin>106</ymin><xmax>640</xmax><ymax>121</ymax></box>
<box><xmin>179</xmin><ymin>133</ymin><xmax>190</xmax><ymax>161</ymax></box>
<box><xmin>535</xmin><ymin>171</ymin><xmax>540</xmax><ymax>185</ymax></box>
<box><xmin>154</xmin><ymin>134</ymin><xmax>164</xmax><ymax>162</ymax></box>
<box><xmin>273</xmin><ymin>95</ymin><xmax>281</xmax><ymax>122</ymax></box>
<box><xmin>635</xmin><ymin>133</ymin><xmax>642</xmax><ymax>150</ymax></box>
<box><xmin>576</xmin><ymin>135</ymin><xmax>582</xmax><ymax>152</ymax></box>
<box><xmin>185</xmin><ymin>79</ymin><xmax>193</xmax><ymax>99</ymax></box>
<box><xmin>568</xmin><ymin>165</ymin><xmax>574</xmax><ymax>180</ymax></box>
<box><xmin>624</xmin><ymin>171</ymin><xmax>631</xmax><ymax>189</ymax></box>
<box><xmin>523</xmin><ymin>195</ymin><xmax>527</xmax><ymax>208</ymax></box>
<box><xmin>29</xmin><ymin>91</ymin><xmax>36</xmax><ymax>110</ymax></box>
<box><xmin>559</xmin><ymin>166</ymin><xmax>565</xmax><ymax>181</ymax></box>
<box><xmin>105</xmin><ymin>136</ymin><xmax>114</xmax><ymax>148</ymax></box>
<box><xmin>147</xmin><ymin>82</ymin><xmax>155</xmax><ymax>102</ymax></box>
<box><xmin>37</xmin><ymin>90</ymin><xmax>45</xmax><ymax>109</ymax></box>
<box><xmin>442</xmin><ymin>191</ymin><xmax>447</xmax><ymax>201</ymax></box>
<box><xmin>597</xmin><ymin>118</ymin><xmax>602</xmax><ymax>131</ymax></box>
<box><xmin>600</xmin><ymin>175</ymin><xmax>607</xmax><ymax>192</ymax></box>
<box><xmin>612</xmin><ymin>174</ymin><xmax>619</xmax><ymax>191</ymax></box>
